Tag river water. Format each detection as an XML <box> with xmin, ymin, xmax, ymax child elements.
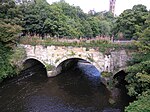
<box><xmin>0</xmin><ymin>62</ymin><xmax>130</xmax><ymax>112</ymax></box>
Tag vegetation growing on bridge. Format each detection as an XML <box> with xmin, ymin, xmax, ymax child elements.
<box><xmin>45</xmin><ymin>64</ymin><xmax>55</xmax><ymax>71</ymax></box>
<box><xmin>20</xmin><ymin>36</ymin><xmax>137</xmax><ymax>53</ymax></box>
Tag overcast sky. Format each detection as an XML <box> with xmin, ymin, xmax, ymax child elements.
<box><xmin>46</xmin><ymin>0</ymin><xmax>150</xmax><ymax>15</ymax></box>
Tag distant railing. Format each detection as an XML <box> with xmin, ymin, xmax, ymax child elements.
<box><xmin>113</xmin><ymin>40</ymin><xmax>133</xmax><ymax>43</ymax></box>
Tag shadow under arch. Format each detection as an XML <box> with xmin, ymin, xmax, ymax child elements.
<box><xmin>22</xmin><ymin>58</ymin><xmax>47</xmax><ymax>77</ymax></box>
<box><xmin>113</xmin><ymin>70</ymin><xmax>127</xmax><ymax>79</ymax></box>
<box><xmin>55</xmin><ymin>58</ymin><xmax>101</xmax><ymax>77</ymax></box>
<box><xmin>113</xmin><ymin>70</ymin><xmax>128</xmax><ymax>86</ymax></box>
<box><xmin>53</xmin><ymin>58</ymin><xmax>109</xmax><ymax>107</ymax></box>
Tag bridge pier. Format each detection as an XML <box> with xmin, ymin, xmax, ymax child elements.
<box><xmin>47</xmin><ymin>71</ymin><xmax>56</xmax><ymax>77</ymax></box>
<box><xmin>47</xmin><ymin>65</ymin><xmax>62</xmax><ymax>77</ymax></box>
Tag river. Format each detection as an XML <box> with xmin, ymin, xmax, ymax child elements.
<box><xmin>0</xmin><ymin>62</ymin><xmax>130</xmax><ymax>112</ymax></box>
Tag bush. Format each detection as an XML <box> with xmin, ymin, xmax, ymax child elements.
<box><xmin>9</xmin><ymin>46</ymin><xmax>26</xmax><ymax>74</ymax></box>
<box><xmin>0</xmin><ymin>43</ymin><xmax>15</xmax><ymax>81</ymax></box>
<box><xmin>125</xmin><ymin>90</ymin><xmax>150</xmax><ymax>112</ymax></box>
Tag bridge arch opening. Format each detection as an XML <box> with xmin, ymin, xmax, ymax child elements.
<box><xmin>22</xmin><ymin>58</ymin><xmax>47</xmax><ymax>77</ymax></box>
<box><xmin>54</xmin><ymin>58</ymin><xmax>102</xmax><ymax>89</ymax></box>
<box><xmin>55</xmin><ymin>58</ymin><xmax>101</xmax><ymax>77</ymax></box>
<box><xmin>113</xmin><ymin>70</ymin><xmax>127</xmax><ymax>86</ymax></box>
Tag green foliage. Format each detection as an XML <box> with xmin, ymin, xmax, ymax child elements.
<box><xmin>0</xmin><ymin>0</ymin><xmax>23</xmax><ymax>25</ymax></box>
<box><xmin>0</xmin><ymin>21</ymin><xmax>22</xmax><ymax>46</ymax></box>
<box><xmin>69</xmin><ymin>51</ymin><xmax>75</xmax><ymax>56</ymax></box>
<box><xmin>125</xmin><ymin>90</ymin><xmax>150</xmax><ymax>112</ymax></box>
<box><xmin>113</xmin><ymin>4</ymin><xmax>148</xmax><ymax>40</ymax></box>
<box><xmin>0</xmin><ymin>43</ymin><xmax>15</xmax><ymax>81</ymax></box>
<box><xmin>20</xmin><ymin>36</ymin><xmax>136</xmax><ymax>53</ymax></box>
<box><xmin>0</xmin><ymin>0</ymin><xmax>23</xmax><ymax>81</ymax></box>
<box><xmin>9</xmin><ymin>46</ymin><xmax>26</xmax><ymax>73</ymax></box>
<box><xmin>125</xmin><ymin>54</ymin><xmax>150</xmax><ymax>111</ymax></box>
<box><xmin>99</xmin><ymin>20</ymin><xmax>112</xmax><ymax>36</ymax></box>
<box><xmin>127</xmin><ymin>52</ymin><xmax>150</xmax><ymax>66</ymax></box>
<box><xmin>101</xmin><ymin>72</ymin><xmax>112</xmax><ymax>78</ymax></box>
<box><xmin>124</xmin><ymin>10</ymin><xmax>150</xmax><ymax>111</ymax></box>
<box><xmin>45</xmin><ymin>64</ymin><xmax>55</xmax><ymax>71</ymax></box>
<box><xmin>126</xmin><ymin>59</ymin><xmax>150</xmax><ymax>96</ymax></box>
<box><xmin>137</xmin><ymin>14</ymin><xmax>150</xmax><ymax>53</ymax></box>
<box><xmin>16</xmin><ymin>0</ymin><xmax>115</xmax><ymax>38</ymax></box>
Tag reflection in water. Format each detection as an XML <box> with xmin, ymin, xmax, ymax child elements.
<box><xmin>0</xmin><ymin>62</ymin><xmax>130</xmax><ymax>112</ymax></box>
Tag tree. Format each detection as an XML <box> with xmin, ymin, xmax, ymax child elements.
<box><xmin>99</xmin><ymin>20</ymin><xmax>112</xmax><ymax>36</ymax></box>
<box><xmin>0</xmin><ymin>43</ymin><xmax>15</xmax><ymax>81</ymax></box>
<box><xmin>125</xmin><ymin>13</ymin><xmax>150</xmax><ymax>112</ymax></box>
<box><xmin>87</xmin><ymin>17</ymin><xmax>100</xmax><ymax>37</ymax></box>
<box><xmin>137</xmin><ymin>14</ymin><xmax>150</xmax><ymax>53</ymax></box>
<box><xmin>0</xmin><ymin>0</ymin><xmax>23</xmax><ymax>81</ymax></box>
<box><xmin>17</xmin><ymin>0</ymin><xmax>115</xmax><ymax>38</ymax></box>
<box><xmin>0</xmin><ymin>0</ymin><xmax>23</xmax><ymax>25</ymax></box>
<box><xmin>81</xmin><ymin>20</ymin><xmax>93</xmax><ymax>38</ymax></box>
<box><xmin>0</xmin><ymin>21</ymin><xmax>22</xmax><ymax>47</ymax></box>
<box><xmin>113</xmin><ymin>5</ymin><xmax>148</xmax><ymax>40</ymax></box>
<box><xmin>125</xmin><ymin>90</ymin><xmax>150</xmax><ymax>112</ymax></box>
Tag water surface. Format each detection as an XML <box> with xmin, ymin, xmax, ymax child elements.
<box><xmin>0</xmin><ymin>63</ymin><xmax>130</xmax><ymax>112</ymax></box>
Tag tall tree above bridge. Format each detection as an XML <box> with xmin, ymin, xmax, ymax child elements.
<box><xmin>0</xmin><ymin>0</ymin><xmax>22</xmax><ymax>46</ymax></box>
<box><xmin>17</xmin><ymin>0</ymin><xmax>114</xmax><ymax>38</ymax></box>
<box><xmin>113</xmin><ymin>4</ymin><xmax>148</xmax><ymax>40</ymax></box>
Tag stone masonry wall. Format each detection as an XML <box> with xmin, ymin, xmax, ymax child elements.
<box><xmin>21</xmin><ymin>44</ymin><xmax>130</xmax><ymax>76</ymax></box>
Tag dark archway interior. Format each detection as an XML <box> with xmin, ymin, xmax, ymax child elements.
<box><xmin>22</xmin><ymin>58</ymin><xmax>47</xmax><ymax>77</ymax></box>
<box><xmin>56</xmin><ymin>58</ymin><xmax>101</xmax><ymax>80</ymax></box>
<box><xmin>112</xmin><ymin>70</ymin><xmax>131</xmax><ymax>106</ymax></box>
<box><xmin>113</xmin><ymin>70</ymin><xmax>127</xmax><ymax>80</ymax></box>
<box><xmin>23</xmin><ymin>59</ymin><xmax>45</xmax><ymax>70</ymax></box>
<box><xmin>113</xmin><ymin>70</ymin><xmax>128</xmax><ymax>87</ymax></box>
<box><xmin>57</xmin><ymin>58</ymin><xmax>91</xmax><ymax>73</ymax></box>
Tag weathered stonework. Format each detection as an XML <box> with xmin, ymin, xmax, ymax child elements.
<box><xmin>21</xmin><ymin>45</ymin><xmax>130</xmax><ymax>77</ymax></box>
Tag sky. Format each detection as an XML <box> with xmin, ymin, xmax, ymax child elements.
<box><xmin>46</xmin><ymin>0</ymin><xmax>150</xmax><ymax>15</ymax></box>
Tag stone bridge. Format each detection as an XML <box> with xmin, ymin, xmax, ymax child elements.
<box><xmin>21</xmin><ymin>45</ymin><xmax>130</xmax><ymax>77</ymax></box>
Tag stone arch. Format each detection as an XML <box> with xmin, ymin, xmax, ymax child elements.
<box><xmin>55</xmin><ymin>55</ymin><xmax>102</xmax><ymax>70</ymax></box>
<box><xmin>23</xmin><ymin>56</ymin><xmax>46</xmax><ymax>67</ymax></box>
<box><xmin>113</xmin><ymin>70</ymin><xmax>127</xmax><ymax>85</ymax></box>
<box><xmin>22</xmin><ymin>56</ymin><xmax>48</xmax><ymax>76</ymax></box>
<box><xmin>113</xmin><ymin>70</ymin><xmax>127</xmax><ymax>80</ymax></box>
<box><xmin>55</xmin><ymin>56</ymin><xmax>93</xmax><ymax>67</ymax></box>
<box><xmin>53</xmin><ymin>57</ymin><xmax>101</xmax><ymax>76</ymax></box>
